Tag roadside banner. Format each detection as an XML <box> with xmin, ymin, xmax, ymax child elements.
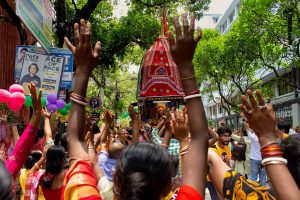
<box><xmin>16</xmin><ymin>0</ymin><xmax>53</xmax><ymax>53</ymax></box>
<box><xmin>15</xmin><ymin>45</ymin><xmax>74</xmax><ymax>90</ymax></box>
<box><xmin>20</xmin><ymin>52</ymin><xmax>64</xmax><ymax>97</ymax></box>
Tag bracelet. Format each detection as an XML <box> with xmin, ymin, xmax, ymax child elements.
<box><xmin>180</xmin><ymin>75</ymin><xmax>195</xmax><ymax>81</ymax></box>
<box><xmin>260</xmin><ymin>142</ymin><xmax>279</xmax><ymax>150</ymax></box>
<box><xmin>35</xmin><ymin>163</ymin><xmax>40</xmax><ymax>169</ymax></box>
<box><xmin>261</xmin><ymin>147</ymin><xmax>282</xmax><ymax>152</ymax></box>
<box><xmin>70</xmin><ymin>96</ymin><xmax>88</xmax><ymax>106</ymax></box>
<box><xmin>185</xmin><ymin>89</ymin><xmax>200</xmax><ymax>96</ymax></box>
<box><xmin>88</xmin><ymin>146</ymin><xmax>95</xmax><ymax>149</ymax></box>
<box><xmin>180</xmin><ymin>145</ymin><xmax>190</xmax><ymax>153</ymax></box>
<box><xmin>161</xmin><ymin>144</ymin><xmax>169</xmax><ymax>148</ymax></box>
<box><xmin>180</xmin><ymin>150</ymin><xmax>189</xmax><ymax>156</ymax></box>
<box><xmin>184</xmin><ymin>94</ymin><xmax>201</xmax><ymax>101</ymax></box>
<box><xmin>261</xmin><ymin>157</ymin><xmax>287</xmax><ymax>166</ymax></box>
<box><xmin>263</xmin><ymin>160</ymin><xmax>287</xmax><ymax>167</ymax></box>
<box><xmin>262</xmin><ymin>152</ymin><xmax>283</xmax><ymax>158</ymax></box>
<box><xmin>71</xmin><ymin>92</ymin><xmax>87</xmax><ymax>101</ymax></box>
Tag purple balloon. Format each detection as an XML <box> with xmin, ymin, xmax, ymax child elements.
<box><xmin>47</xmin><ymin>94</ymin><xmax>57</xmax><ymax>104</ymax></box>
<box><xmin>56</xmin><ymin>99</ymin><xmax>66</xmax><ymax>109</ymax></box>
<box><xmin>47</xmin><ymin>102</ymin><xmax>58</xmax><ymax>112</ymax></box>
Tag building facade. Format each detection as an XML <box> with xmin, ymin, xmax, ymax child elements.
<box><xmin>202</xmin><ymin>0</ymin><xmax>300</xmax><ymax>130</ymax></box>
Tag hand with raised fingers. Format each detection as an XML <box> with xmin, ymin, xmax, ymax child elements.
<box><xmin>170</xmin><ymin>108</ymin><xmax>189</xmax><ymax>140</ymax></box>
<box><xmin>128</xmin><ymin>105</ymin><xmax>137</xmax><ymax>120</ymax></box>
<box><xmin>0</xmin><ymin>110</ymin><xmax>8</xmax><ymax>123</ymax></box>
<box><xmin>28</xmin><ymin>83</ymin><xmax>42</xmax><ymax>115</ymax></box>
<box><xmin>167</xmin><ymin>14</ymin><xmax>202</xmax><ymax>76</ymax></box>
<box><xmin>102</xmin><ymin>110</ymin><xmax>114</xmax><ymax>125</ymax></box>
<box><xmin>42</xmin><ymin>107</ymin><xmax>52</xmax><ymax>119</ymax></box>
<box><xmin>239</xmin><ymin>90</ymin><xmax>277</xmax><ymax>145</ymax></box>
<box><xmin>64</xmin><ymin>19</ymin><xmax>101</xmax><ymax>75</ymax></box>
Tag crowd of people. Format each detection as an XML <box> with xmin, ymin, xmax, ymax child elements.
<box><xmin>0</xmin><ymin>15</ymin><xmax>300</xmax><ymax>200</ymax></box>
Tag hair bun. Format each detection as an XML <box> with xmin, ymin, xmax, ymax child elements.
<box><xmin>120</xmin><ymin>172</ymin><xmax>157</xmax><ymax>200</ymax></box>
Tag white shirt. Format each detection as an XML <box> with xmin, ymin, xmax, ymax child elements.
<box><xmin>247</xmin><ymin>129</ymin><xmax>262</xmax><ymax>160</ymax></box>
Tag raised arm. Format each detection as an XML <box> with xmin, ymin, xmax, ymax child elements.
<box><xmin>240</xmin><ymin>90</ymin><xmax>300</xmax><ymax>199</ymax></box>
<box><xmin>168</xmin><ymin>14</ymin><xmax>208</xmax><ymax>195</ymax></box>
<box><xmin>208</xmin><ymin>128</ymin><xmax>218</xmax><ymax>147</ymax></box>
<box><xmin>64</xmin><ymin>20</ymin><xmax>101</xmax><ymax>165</ymax></box>
<box><xmin>128</xmin><ymin>105</ymin><xmax>139</xmax><ymax>143</ymax></box>
<box><xmin>42</xmin><ymin>108</ymin><xmax>53</xmax><ymax>143</ymax></box>
<box><xmin>5</xmin><ymin>83</ymin><xmax>42</xmax><ymax>178</ymax></box>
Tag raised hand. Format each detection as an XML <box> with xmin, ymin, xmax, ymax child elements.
<box><xmin>167</xmin><ymin>14</ymin><xmax>202</xmax><ymax>76</ymax></box>
<box><xmin>239</xmin><ymin>90</ymin><xmax>277</xmax><ymax>145</ymax></box>
<box><xmin>28</xmin><ymin>83</ymin><xmax>42</xmax><ymax>115</ymax></box>
<box><xmin>64</xmin><ymin>19</ymin><xmax>101</xmax><ymax>75</ymax></box>
<box><xmin>102</xmin><ymin>110</ymin><xmax>114</xmax><ymax>125</ymax></box>
<box><xmin>0</xmin><ymin>110</ymin><xmax>8</xmax><ymax>123</ymax></box>
<box><xmin>170</xmin><ymin>108</ymin><xmax>189</xmax><ymax>140</ymax></box>
<box><xmin>128</xmin><ymin>105</ymin><xmax>137</xmax><ymax>120</ymax></box>
<box><xmin>42</xmin><ymin>107</ymin><xmax>52</xmax><ymax>119</ymax></box>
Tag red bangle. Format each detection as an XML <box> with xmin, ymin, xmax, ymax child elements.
<box><xmin>262</xmin><ymin>152</ymin><xmax>283</xmax><ymax>158</ymax></box>
<box><xmin>261</xmin><ymin>144</ymin><xmax>281</xmax><ymax>151</ymax></box>
<box><xmin>185</xmin><ymin>89</ymin><xmax>200</xmax><ymax>96</ymax></box>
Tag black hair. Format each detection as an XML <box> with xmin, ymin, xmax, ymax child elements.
<box><xmin>54</xmin><ymin>132</ymin><xmax>68</xmax><ymax>151</ymax></box>
<box><xmin>114</xmin><ymin>143</ymin><xmax>172</xmax><ymax>200</ymax></box>
<box><xmin>20</xmin><ymin>48</ymin><xmax>28</xmax><ymax>52</ymax></box>
<box><xmin>34</xmin><ymin>128</ymin><xmax>44</xmax><ymax>143</ymax></box>
<box><xmin>277</xmin><ymin>123</ymin><xmax>291</xmax><ymax>134</ymax></box>
<box><xmin>0</xmin><ymin>160</ymin><xmax>13</xmax><ymax>200</ymax></box>
<box><xmin>281</xmin><ymin>134</ymin><xmax>300</xmax><ymax>189</ymax></box>
<box><xmin>24</xmin><ymin>151</ymin><xmax>42</xmax><ymax>169</ymax></box>
<box><xmin>43</xmin><ymin>145</ymin><xmax>65</xmax><ymax>188</ymax></box>
<box><xmin>92</xmin><ymin>125</ymin><xmax>100</xmax><ymax>135</ymax></box>
<box><xmin>217</xmin><ymin>127</ymin><xmax>232</xmax><ymax>136</ymax></box>
<box><xmin>28</xmin><ymin>63</ymin><xmax>39</xmax><ymax>73</ymax></box>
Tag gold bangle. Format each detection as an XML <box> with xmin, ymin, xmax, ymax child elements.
<box><xmin>35</xmin><ymin>163</ymin><xmax>40</xmax><ymax>169</ymax></box>
<box><xmin>161</xmin><ymin>144</ymin><xmax>169</xmax><ymax>148</ymax></box>
<box><xmin>263</xmin><ymin>160</ymin><xmax>286</xmax><ymax>166</ymax></box>
<box><xmin>180</xmin><ymin>75</ymin><xmax>195</xmax><ymax>81</ymax></box>
<box><xmin>180</xmin><ymin>145</ymin><xmax>190</xmax><ymax>153</ymax></box>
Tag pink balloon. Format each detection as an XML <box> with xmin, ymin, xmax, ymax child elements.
<box><xmin>0</xmin><ymin>89</ymin><xmax>11</xmax><ymax>103</ymax></box>
<box><xmin>10</xmin><ymin>92</ymin><xmax>26</xmax><ymax>105</ymax></box>
<box><xmin>8</xmin><ymin>100</ymin><xmax>23</xmax><ymax>111</ymax></box>
<box><xmin>9</xmin><ymin>84</ymin><xmax>24</xmax><ymax>94</ymax></box>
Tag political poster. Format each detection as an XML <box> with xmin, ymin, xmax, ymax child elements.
<box><xmin>16</xmin><ymin>0</ymin><xmax>53</xmax><ymax>53</ymax></box>
<box><xmin>20</xmin><ymin>52</ymin><xmax>64</xmax><ymax>97</ymax></box>
<box><xmin>15</xmin><ymin>45</ymin><xmax>74</xmax><ymax>89</ymax></box>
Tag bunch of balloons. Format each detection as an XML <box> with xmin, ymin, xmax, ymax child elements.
<box><xmin>0</xmin><ymin>84</ymin><xmax>25</xmax><ymax>111</ymax></box>
<box><xmin>46</xmin><ymin>94</ymin><xmax>71</xmax><ymax>115</ymax></box>
<box><xmin>24</xmin><ymin>93</ymin><xmax>71</xmax><ymax>116</ymax></box>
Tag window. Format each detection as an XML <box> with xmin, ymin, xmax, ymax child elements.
<box><xmin>113</xmin><ymin>0</ymin><xmax>118</xmax><ymax>5</ymax></box>
<box><xmin>219</xmin><ymin>106</ymin><xmax>223</xmax><ymax>114</ymax></box>
<box><xmin>212</xmin><ymin>17</ymin><xmax>219</xmax><ymax>23</ymax></box>
<box><xmin>278</xmin><ymin>72</ymin><xmax>295</xmax><ymax>96</ymax></box>
<box><xmin>229</xmin><ymin>11</ymin><xmax>235</xmax><ymax>23</ymax></box>
<box><xmin>220</xmin><ymin>23</ymin><xmax>227</xmax><ymax>33</ymax></box>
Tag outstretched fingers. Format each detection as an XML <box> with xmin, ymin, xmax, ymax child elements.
<box><xmin>195</xmin><ymin>27</ymin><xmax>202</xmax><ymax>43</ymax></box>
<box><xmin>93</xmin><ymin>41</ymin><xmax>101</xmax><ymax>58</ymax></box>
<box><xmin>255</xmin><ymin>90</ymin><xmax>265</xmax><ymax>106</ymax></box>
<box><xmin>79</xmin><ymin>19</ymin><xmax>86</xmax><ymax>46</ymax></box>
<box><xmin>189</xmin><ymin>15</ymin><xmax>195</xmax><ymax>37</ymax></box>
<box><xmin>182</xmin><ymin>14</ymin><xmax>189</xmax><ymax>36</ymax></box>
<box><xmin>174</xmin><ymin>16</ymin><xmax>182</xmax><ymax>38</ymax></box>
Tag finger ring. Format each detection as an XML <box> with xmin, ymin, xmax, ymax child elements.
<box><xmin>258</xmin><ymin>104</ymin><xmax>267</xmax><ymax>110</ymax></box>
<box><xmin>247</xmin><ymin>110</ymin><xmax>253</xmax><ymax>115</ymax></box>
